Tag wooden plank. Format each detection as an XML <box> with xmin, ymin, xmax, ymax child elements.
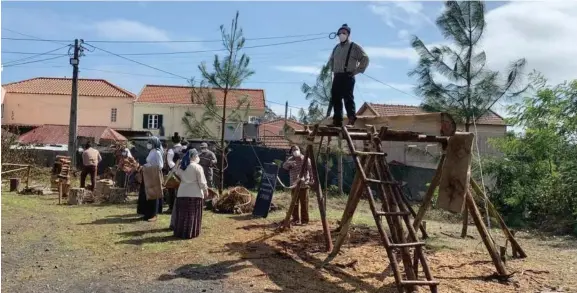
<box><xmin>437</xmin><ymin>132</ymin><xmax>474</xmax><ymax>213</ymax></box>
<box><xmin>317</xmin><ymin>112</ymin><xmax>457</xmax><ymax>136</ymax></box>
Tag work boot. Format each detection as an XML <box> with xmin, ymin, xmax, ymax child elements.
<box><xmin>347</xmin><ymin>117</ymin><xmax>357</xmax><ymax>126</ymax></box>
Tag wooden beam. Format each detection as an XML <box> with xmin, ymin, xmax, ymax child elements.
<box><xmin>465</xmin><ymin>191</ymin><xmax>508</xmax><ymax>276</ymax></box>
<box><xmin>470</xmin><ymin>179</ymin><xmax>527</xmax><ymax>258</ymax></box>
<box><xmin>307</xmin><ymin>143</ymin><xmax>333</xmax><ymax>252</ymax></box>
<box><xmin>437</xmin><ymin>132</ymin><xmax>474</xmax><ymax>213</ymax></box>
<box><xmin>291</xmin><ymin>127</ymin><xmax>450</xmax><ymax>144</ymax></box>
<box><xmin>317</xmin><ymin>112</ymin><xmax>457</xmax><ymax>136</ymax></box>
<box><xmin>412</xmin><ymin>153</ymin><xmax>446</xmax><ymax>235</ymax></box>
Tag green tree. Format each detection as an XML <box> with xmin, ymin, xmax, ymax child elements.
<box><xmin>301</xmin><ymin>64</ymin><xmax>333</xmax><ymax>123</ymax></box>
<box><xmin>181</xmin><ymin>11</ymin><xmax>254</xmax><ymax>195</ymax></box>
<box><xmin>484</xmin><ymin>73</ymin><xmax>577</xmax><ymax>235</ymax></box>
<box><xmin>261</xmin><ymin>105</ymin><xmax>279</xmax><ymax>122</ymax></box>
<box><xmin>409</xmin><ymin>0</ymin><xmax>527</xmax><ymax>132</ymax></box>
<box><xmin>409</xmin><ymin>0</ymin><xmax>528</xmax><ymax>237</ymax></box>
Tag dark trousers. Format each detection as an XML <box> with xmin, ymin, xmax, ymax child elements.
<box><xmin>331</xmin><ymin>73</ymin><xmax>356</xmax><ymax>125</ymax></box>
<box><xmin>166</xmin><ymin>188</ymin><xmax>177</xmax><ymax>210</ymax></box>
<box><xmin>80</xmin><ymin>165</ymin><xmax>97</xmax><ymax>191</ymax></box>
<box><xmin>291</xmin><ymin>188</ymin><xmax>310</xmax><ymax>223</ymax></box>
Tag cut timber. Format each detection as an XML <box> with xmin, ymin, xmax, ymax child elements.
<box><xmin>437</xmin><ymin>132</ymin><xmax>474</xmax><ymax>213</ymax></box>
<box><xmin>108</xmin><ymin>187</ymin><xmax>128</xmax><ymax>203</ymax></box>
<box><xmin>68</xmin><ymin>188</ymin><xmax>93</xmax><ymax>205</ymax></box>
<box><xmin>318</xmin><ymin>112</ymin><xmax>457</xmax><ymax>136</ymax></box>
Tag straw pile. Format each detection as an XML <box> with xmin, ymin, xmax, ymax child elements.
<box><xmin>213</xmin><ymin>186</ymin><xmax>254</xmax><ymax>214</ymax></box>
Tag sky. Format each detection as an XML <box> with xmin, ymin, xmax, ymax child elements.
<box><xmin>2</xmin><ymin>1</ymin><xmax>577</xmax><ymax>117</ymax></box>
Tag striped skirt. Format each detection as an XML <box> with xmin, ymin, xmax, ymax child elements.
<box><xmin>173</xmin><ymin>197</ymin><xmax>203</xmax><ymax>239</ymax></box>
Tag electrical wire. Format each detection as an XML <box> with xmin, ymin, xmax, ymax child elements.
<box><xmin>83</xmin><ymin>36</ymin><xmax>326</xmax><ymax>56</ymax></box>
<box><xmin>85</xmin><ymin>43</ymin><xmax>191</xmax><ymax>80</ymax></box>
<box><xmin>1</xmin><ymin>32</ymin><xmax>331</xmax><ymax>44</ymax></box>
<box><xmin>2</xmin><ymin>28</ymin><xmax>70</xmax><ymax>46</ymax></box>
<box><xmin>2</xmin><ymin>45</ymin><xmax>71</xmax><ymax>66</ymax></box>
<box><xmin>1</xmin><ymin>55</ymin><xmax>68</xmax><ymax>68</ymax></box>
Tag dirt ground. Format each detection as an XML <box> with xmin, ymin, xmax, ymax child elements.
<box><xmin>2</xmin><ymin>189</ymin><xmax>576</xmax><ymax>293</ymax></box>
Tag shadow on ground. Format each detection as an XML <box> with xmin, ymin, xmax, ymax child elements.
<box><xmin>78</xmin><ymin>214</ymin><xmax>142</xmax><ymax>225</ymax></box>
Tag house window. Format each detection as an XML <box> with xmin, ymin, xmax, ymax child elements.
<box><xmin>148</xmin><ymin>115</ymin><xmax>159</xmax><ymax>129</ymax></box>
<box><xmin>110</xmin><ymin>108</ymin><xmax>117</xmax><ymax>122</ymax></box>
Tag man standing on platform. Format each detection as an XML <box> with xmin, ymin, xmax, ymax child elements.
<box><xmin>198</xmin><ymin>142</ymin><xmax>217</xmax><ymax>188</ymax></box>
<box><xmin>80</xmin><ymin>142</ymin><xmax>102</xmax><ymax>191</ymax></box>
<box><xmin>282</xmin><ymin>145</ymin><xmax>314</xmax><ymax>225</ymax></box>
<box><xmin>327</xmin><ymin>23</ymin><xmax>370</xmax><ymax>127</ymax></box>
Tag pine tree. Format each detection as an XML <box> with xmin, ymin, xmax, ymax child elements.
<box><xmin>181</xmin><ymin>11</ymin><xmax>255</xmax><ymax>195</ymax></box>
<box><xmin>301</xmin><ymin>64</ymin><xmax>333</xmax><ymax>123</ymax></box>
<box><xmin>409</xmin><ymin>1</ymin><xmax>527</xmax><ymax>132</ymax></box>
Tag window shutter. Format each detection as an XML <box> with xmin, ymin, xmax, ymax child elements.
<box><xmin>142</xmin><ymin>114</ymin><xmax>149</xmax><ymax>129</ymax></box>
<box><xmin>158</xmin><ymin>115</ymin><xmax>164</xmax><ymax>129</ymax></box>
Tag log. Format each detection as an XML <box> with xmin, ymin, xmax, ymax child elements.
<box><xmin>107</xmin><ymin>187</ymin><xmax>128</xmax><ymax>203</ymax></box>
<box><xmin>68</xmin><ymin>188</ymin><xmax>92</xmax><ymax>205</ymax></box>
<box><xmin>9</xmin><ymin>178</ymin><xmax>20</xmax><ymax>192</ymax></box>
<box><xmin>437</xmin><ymin>132</ymin><xmax>474</xmax><ymax>213</ymax></box>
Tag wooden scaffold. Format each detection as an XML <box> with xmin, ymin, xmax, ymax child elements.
<box><xmin>278</xmin><ymin>113</ymin><xmax>526</xmax><ymax>293</ymax></box>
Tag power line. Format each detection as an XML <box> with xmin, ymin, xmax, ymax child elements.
<box><xmin>362</xmin><ymin>73</ymin><xmax>419</xmax><ymax>99</ymax></box>
<box><xmin>2</xmin><ymin>45</ymin><xmax>71</xmax><ymax>66</ymax></box>
<box><xmin>2</xmin><ymin>28</ymin><xmax>70</xmax><ymax>46</ymax></box>
<box><xmin>3</xmin><ymin>36</ymin><xmax>327</xmax><ymax>57</ymax></box>
<box><xmin>1</xmin><ymin>32</ymin><xmax>330</xmax><ymax>44</ymax></box>
<box><xmin>1</xmin><ymin>55</ymin><xmax>68</xmax><ymax>68</ymax></box>
<box><xmin>85</xmin><ymin>43</ymin><xmax>191</xmax><ymax>80</ymax></box>
<box><xmin>84</xmin><ymin>36</ymin><xmax>326</xmax><ymax>56</ymax></box>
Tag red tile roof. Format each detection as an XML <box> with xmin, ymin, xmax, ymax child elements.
<box><xmin>2</xmin><ymin>77</ymin><xmax>135</xmax><ymax>98</ymax></box>
<box><xmin>18</xmin><ymin>125</ymin><xmax>127</xmax><ymax>145</ymax></box>
<box><xmin>360</xmin><ymin>103</ymin><xmax>506</xmax><ymax>126</ymax></box>
<box><xmin>258</xmin><ymin>119</ymin><xmax>304</xmax><ymax>149</ymax></box>
<box><xmin>137</xmin><ymin>84</ymin><xmax>266</xmax><ymax>109</ymax></box>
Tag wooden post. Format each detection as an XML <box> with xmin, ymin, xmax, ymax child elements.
<box><xmin>465</xmin><ymin>191</ymin><xmax>508</xmax><ymax>276</ymax></box>
<box><xmin>307</xmin><ymin>144</ymin><xmax>333</xmax><ymax>252</ymax></box>
<box><xmin>58</xmin><ymin>182</ymin><xmax>62</xmax><ymax>205</ymax></box>
<box><xmin>9</xmin><ymin>178</ymin><xmax>20</xmax><ymax>192</ymax></box>
<box><xmin>26</xmin><ymin>165</ymin><xmax>31</xmax><ymax>189</ymax></box>
<box><xmin>470</xmin><ymin>179</ymin><xmax>527</xmax><ymax>258</ymax></box>
<box><xmin>412</xmin><ymin>154</ymin><xmax>446</xmax><ymax>234</ymax></box>
<box><xmin>461</xmin><ymin>209</ymin><xmax>469</xmax><ymax>238</ymax></box>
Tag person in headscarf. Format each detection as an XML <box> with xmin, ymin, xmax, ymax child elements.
<box><xmin>198</xmin><ymin>142</ymin><xmax>217</xmax><ymax>188</ymax></box>
<box><xmin>171</xmin><ymin>148</ymin><xmax>208</xmax><ymax>239</ymax></box>
<box><xmin>282</xmin><ymin>145</ymin><xmax>314</xmax><ymax>225</ymax></box>
<box><xmin>136</xmin><ymin>136</ymin><xmax>165</xmax><ymax>222</ymax></box>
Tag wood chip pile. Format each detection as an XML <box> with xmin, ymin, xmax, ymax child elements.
<box><xmin>213</xmin><ymin>186</ymin><xmax>254</xmax><ymax>214</ymax></box>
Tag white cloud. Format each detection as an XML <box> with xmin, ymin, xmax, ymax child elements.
<box><xmin>480</xmin><ymin>1</ymin><xmax>577</xmax><ymax>84</ymax></box>
<box><xmin>273</xmin><ymin>66</ymin><xmax>321</xmax><ymax>75</ymax></box>
<box><xmin>364</xmin><ymin>46</ymin><xmax>418</xmax><ymax>63</ymax></box>
<box><xmin>92</xmin><ymin>19</ymin><xmax>171</xmax><ymax>42</ymax></box>
<box><xmin>365</xmin><ymin>2</ymin><xmax>577</xmax><ymax>86</ymax></box>
<box><xmin>368</xmin><ymin>1</ymin><xmax>433</xmax><ymax>30</ymax></box>
<box><xmin>361</xmin><ymin>81</ymin><xmax>414</xmax><ymax>92</ymax></box>
<box><xmin>397</xmin><ymin>29</ymin><xmax>411</xmax><ymax>42</ymax></box>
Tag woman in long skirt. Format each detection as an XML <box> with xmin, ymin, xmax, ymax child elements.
<box><xmin>137</xmin><ymin>136</ymin><xmax>164</xmax><ymax>222</ymax></box>
<box><xmin>171</xmin><ymin>149</ymin><xmax>208</xmax><ymax>239</ymax></box>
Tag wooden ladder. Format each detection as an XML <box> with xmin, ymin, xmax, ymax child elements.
<box><xmin>341</xmin><ymin>125</ymin><xmax>439</xmax><ymax>293</ymax></box>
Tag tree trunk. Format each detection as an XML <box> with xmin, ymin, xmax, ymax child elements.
<box><xmin>461</xmin><ymin>122</ymin><xmax>471</xmax><ymax>238</ymax></box>
<box><xmin>219</xmin><ymin>89</ymin><xmax>229</xmax><ymax>196</ymax></box>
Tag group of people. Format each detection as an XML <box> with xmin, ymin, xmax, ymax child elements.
<box><xmin>136</xmin><ymin>134</ymin><xmax>217</xmax><ymax>240</ymax></box>
<box><xmin>78</xmin><ymin>22</ymin><xmax>367</xmax><ymax>240</ymax></box>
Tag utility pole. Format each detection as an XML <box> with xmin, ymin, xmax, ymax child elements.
<box><xmin>68</xmin><ymin>39</ymin><xmax>83</xmax><ymax>167</ymax></box>
<box><xmin>284</xmin><ymin>101</ymin><xmax>288</xmax><ymax>129</ymax></box>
